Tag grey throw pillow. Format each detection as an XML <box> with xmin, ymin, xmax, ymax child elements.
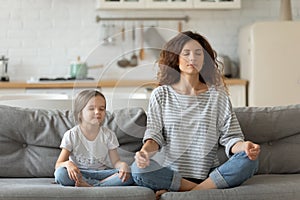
<box><xmin>234</xmin><ymin>104</ymin><xmax>300</xmax><ymax>174</ymax></box>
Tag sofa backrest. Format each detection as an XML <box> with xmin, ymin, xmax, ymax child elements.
<box><xmin>0</xmin><ymin>105</ymin><xmax>146</xmax><ymax>178</ymax></box>
<box><xmin>0</xmin><ymin>105</ymin><xmax>74</xmax><ymax>177</ymax></box>
<box><xmin>1</xmin><ymin>103</ymin><xmax>299</xmax><ymax>178</ymax></box>
<box><xmin>233</xmin><ymin>104</ymin><xmax>300</xmax><ymax>174</ymax></box>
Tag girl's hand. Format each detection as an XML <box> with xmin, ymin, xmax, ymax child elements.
<box><xmin>118</xmin><ymin>162</ymin><xmax>131</xmax><ymax>182</ymax></box>
<box><xmin>135</xmin><ymin>150</ymin><xmax>150</xmax><ymax>168</ymax></box>
<box><xmin>243</xmin><ymin>141</ymin><xmax>260</xmax><ymax>160</ymax></box>
<box><xmin>66</xmin><ymin>161</ymin><xmax>81</xmax><ymax>182</ymax></box>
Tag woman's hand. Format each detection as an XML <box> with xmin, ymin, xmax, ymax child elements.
<box><xmin>243</xmin><ymin>141</ymin><xmax>260</xmax><ymax>160</ymax></box>
<box><xmin>66</xmin><ymin>161</ymin><xmax>81</xmax><ymax>182</ymax></box>
<box><xmin>135</xmin><ymin>150</ymin><xmax>150</xmax><ymax>168</ymax></box>
<box><xmin>232</xmin><ymin>141</ymin><xmax>260</xmax><ymax>160</ymax></box>
<box><xmin>134</xmin><ymin>139</ymin><xmax>159</xmax><ymax>168</ymax></box>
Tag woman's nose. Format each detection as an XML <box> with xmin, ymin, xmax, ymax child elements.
<box><xmin>189</xmin><ymin>52</ymin><xmax>196</xmax><ymax>60</ymax></box>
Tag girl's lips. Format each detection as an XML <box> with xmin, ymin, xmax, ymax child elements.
<box><xmin>95</xmin><ymin>116</ymin><xmax>101</xmax><ymax>120</ymax></box>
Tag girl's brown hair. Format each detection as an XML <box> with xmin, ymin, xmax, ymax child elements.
<box><xmin>73</xmin><ymin>89</ymin><xmax>106</xmax><ymax>123</ymax></box>
<box><xmin>157</xmin><ymin>31</ymin><xmax>226</xmax><ymax>90</ymax></box>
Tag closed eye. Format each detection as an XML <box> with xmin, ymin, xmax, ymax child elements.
<box><xmin>181</xmin><ymin>49</ymin><xmax>203</xmax><ymax>56</ymax></box>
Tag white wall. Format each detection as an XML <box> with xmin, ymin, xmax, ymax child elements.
<box><xmin>0</xmin><ymin>0</ymin><xmax>299</xmax><ymax>81</ymax></box>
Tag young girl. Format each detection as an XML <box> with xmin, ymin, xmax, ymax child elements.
<box><xmin>54</xmin><ymin>89</ymin><xmax>133</xmax><ymax>187</ymax></box>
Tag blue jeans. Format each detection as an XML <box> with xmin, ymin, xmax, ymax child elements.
<box><xmin>54</xmin><ymin>167</ymin><xmax>134</xmax><ymax>187</ymax></box>
<box><xmin>131</xmin><ymin>151</ymin><xmax>259</xmax><ymax>191</ymax></box>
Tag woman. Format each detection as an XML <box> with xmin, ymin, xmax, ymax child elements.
<box><xmin>131</xmin><ymin>31</ymin><xmax>260</xmax><ymax>197</ymax></box>
<box><xmin>54</xmin><ymin>89</ymin><xmax>133</xmax><ymax>187</ymax></box>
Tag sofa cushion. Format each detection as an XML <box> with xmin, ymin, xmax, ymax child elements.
<box><xmin>0</xmin><ymin>105</ymin><xmax>146</xmax><ymax>178</ymax></box>
<box><xmin>161</xmin><ymin>174</ymin><xmax>300</xmax><ymax>200</ymax></box>
<box><xmin>233</xmin><ymin>104</ymin><xmax>300</xmax><ymax>174</ymax></box>
<box><xmin>0</xmin><ymin>178</ymin><xmax>155</xmax><ymax>200</ymax></box>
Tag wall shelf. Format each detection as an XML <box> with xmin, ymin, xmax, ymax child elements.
<box><xmin>95</xmin><ymin>15</ymin><xmax>190</xmax><ymax>23</ymax></box>
<box><xmin>96</xmin><ymin>0</ymin><xmax>241</xmax><ymax>10</ymax></box>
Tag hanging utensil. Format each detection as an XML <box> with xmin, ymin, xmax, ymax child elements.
<box><xmin>101</xmin><ymin>24</ymin><xmax>109</xmax><ymax>45</ymax></box>
<box><xmin>0</xmin><ymin>55</ymin><xmax>9</xmax><ymax>82</ymax></box>
<box><xmin>139</xmin><ymin>23</ymin><xmax>145</xmax><ymax>60</ymax></box>
<box><xmin>102</xmin><ymin>23</ymin><xmax>116</xmax><ymax>45</ymax></box>
<box><xmin>178</xmin><ymin>21</ymin><xmax>182</xmax><ymax>32</ymax></box>
<box><xmin>117</xmin><ymin>26</ymin><xmax>130</xmax><ymax>68</ymax></box>
<box><xmin>129</xmin><ymin>25</ymin><xmax>138</xmax><ymax>67</ymax></box>
<box><xmin>144</xmin><ymin>26</ymin><xmax>166</xmax><ymax>59</ymax></box>
<box><xmin>107</xmin><ymin>23</ymin><xmax>116</xmax><ymax>45</ymax></box>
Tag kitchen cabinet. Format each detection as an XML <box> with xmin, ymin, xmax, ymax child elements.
<box><xmin>193</xmin><ymin>0</ymin><xmax>241</xmax><ymax>9</ymax></box>
<box><xmin>0</xmin><ymin>89</ymin><xmax>25</xmax><ymax>94</ymax></box>
<box><xmin>100</xmin><ymin>86</ymin><xmax>152</xmax><ymax>111</ymax></box>
<box><xmin>96</xmin><ymin>0</ymin><xmax>241</xmax><ymax>10</ymax></box>
<box><xmin>26</xmin><ymin>86</ymin><xmax>152</xmax><ymax>111</ymax></box>
<box><xmin>96</xmin><ymin>0</ymin><xmax>145</xmax><ymax>9</ymax></box>
<box><xmin>26</xmin><ymin>85</ymin><xmax>247</xmax><ymax>107</ymax></box>
<box><xmin>26</xmin><ymin>88</ymin><xmax>74</xmax><ymax>98</ymax></box>
<box><xmin>100</xmin><ymin>86</ymin><xmax>152</xmax><ymax>101</ymax></box>
<box><xmin>0</xmin><ymin>79</ymin><xmax>247</xmax><ymax>107</ymax></box>
<box><xmin>145</xmin><ymin>0</ymin><xmax>193</xmax><ymax>9</ymax></box>
<box><xmin>25</xmin><ymin>86</ymin><xmax>152</xmax><ymax>101</ymax></box>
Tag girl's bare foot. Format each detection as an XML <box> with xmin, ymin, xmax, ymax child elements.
<box><xmin>75</xmin><ymin>179</ymin><xmax>92</xmax><ymax>187</ymax></box>
<box><xmin>155</xmin><ymin>190</ymin><xmax>168</xmax><ymax>200</ymax></box>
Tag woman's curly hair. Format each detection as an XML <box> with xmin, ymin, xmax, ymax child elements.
<box><xmin>157</xmin><ymin>31</ymin><xmax>226</xmax><ymax>90</ymax></box>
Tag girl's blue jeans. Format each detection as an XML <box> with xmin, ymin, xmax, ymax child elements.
<box><xmin>131</xmin><ymin>151</ymin><xmax>259</xmax><ymax>191</ymax></box>
<box><xmin>54</xmin><ymin>167</ymin><xmax>134</xmax><ymax>187</ymax></box>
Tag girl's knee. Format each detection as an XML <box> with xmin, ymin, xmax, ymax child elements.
<box><xmin>54</xmin><ymin>167</ymin><xmax>67</xmax><ymax>179</ymax></box>
<box><xmin>54</xmin><ymin>167</ymin><xmax>74</xmax><ymax>186</ymax></box>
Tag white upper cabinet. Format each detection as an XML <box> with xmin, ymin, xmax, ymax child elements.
<box><xmin>146</xmin><ymin>0</ymin><xmax>193</xmax><ymax>9</ymax></box>
<box><xmin>96</xmin><ymin>0</ymin><xmax>241</xmax><ymax>10</ymax></box>
<box><xmin>193</xmin><ymin>0</ymin><xmax>241</xmax><ymax>9</ymax></box>
<box><xmin>96</xmin><ymin>0</ymin><xmax>145</xmax><ymax>9</ymax></box>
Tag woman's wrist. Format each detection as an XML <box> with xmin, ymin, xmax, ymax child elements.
<box><xmin>230</xmin><ymin>141</ymin><xmax>245</xmax><ymax>154</ymax></box>
<box><xmin>142</xmin><ymin>139</ymin><xmax>159</xmax><ymax>157</ymax></box>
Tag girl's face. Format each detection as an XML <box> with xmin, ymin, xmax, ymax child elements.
<box><xmin>178</xmin><ymin>39</ymin><xmax>204</xmax><ymax>75</ymax></box>
<box><xmin>80</xmin><ymin>95</ymin><xmax>106</xmax><ymax>126</ymax></box>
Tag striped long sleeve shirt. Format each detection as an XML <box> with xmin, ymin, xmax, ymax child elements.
<box><xmin>143</xmin><ymin>85</ymin><xmax>244</xmax><ymax>180</ymax></box>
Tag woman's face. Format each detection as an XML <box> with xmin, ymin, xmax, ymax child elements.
<box><xmin>178</xmin><ymin>39</ymin><xmax>204</xmax><ymax>75</ymax></box>
<box><xmin>80</xmin><ymin>95</ymin><xmax>106</xmax><ymax>126</ymax></box>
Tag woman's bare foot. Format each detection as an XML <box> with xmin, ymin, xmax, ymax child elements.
<box><xmin>191</xmin><ymin>177</ymin><xmax>217</xmax><ymax>190</ymax></box>
<box><xmin>155</xmin><ymin>190</ymin><xmax>168</xmax><ymax>200</ymax></box>
<box><xmin>99</xmin><ymin>173</ymin><xmax>118</xmax><ymax>183</ymax></box>
<box><xmin>75</xmin><ymin>179</ymin><xmax>92</xmax><ymax>187</ymax></box>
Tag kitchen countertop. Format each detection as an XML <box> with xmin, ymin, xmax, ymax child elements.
<box><xmin>0</xmin><ymin>79</ymin><xmax>247</xmax><ymax>89</ymax></box>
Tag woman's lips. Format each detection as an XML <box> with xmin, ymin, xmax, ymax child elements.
<box><xmin>188</xmin><ymin>63</ymin><xmax>197</xmax><ymax>68</ymax></box>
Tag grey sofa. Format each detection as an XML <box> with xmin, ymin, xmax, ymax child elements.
<box><xmin>0</xmin><ymin>103</ymin><xmax>300</xmax><ymax>200</ymax></box>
